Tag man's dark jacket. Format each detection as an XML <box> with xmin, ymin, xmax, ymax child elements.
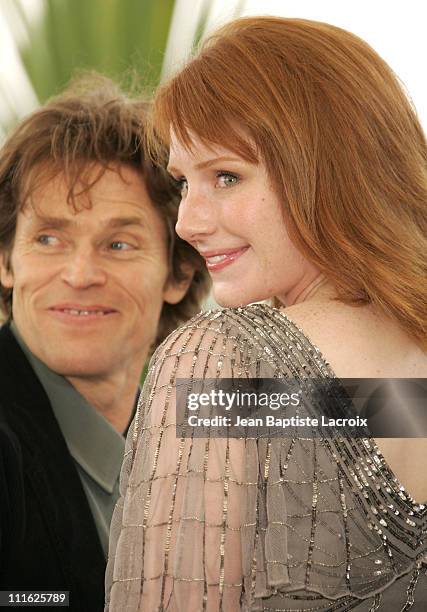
<box><xmin>0</xmin><ymin>323</ymin><xmax>105</xmax><ymax>611</ymax></box>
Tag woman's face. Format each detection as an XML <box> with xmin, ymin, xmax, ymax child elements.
<box><xmin>168</xmin><ymin>131</ymin><xmax>319</xmax><ymax>308</ymax></box>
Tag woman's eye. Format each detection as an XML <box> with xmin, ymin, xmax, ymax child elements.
<box><xmin>37</xmin><ymin>234</ymin><xmax>59</xmax><ymax>246</ymax></box>
<box><xmin>216</xmin><ymin>172</ymin><xmax>239</xmax><ymax>188</ymax></box>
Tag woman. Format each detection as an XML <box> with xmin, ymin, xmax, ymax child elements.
<box><xmin>105</xmin><ymin>17</ymin><xmax>427</xmax><ymax>611</ymax></box>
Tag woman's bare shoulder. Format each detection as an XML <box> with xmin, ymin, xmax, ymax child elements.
<box><xmin>282</xmin><ymin>299</ymin><xmax>427</xmax><ymax>378</ymax></box>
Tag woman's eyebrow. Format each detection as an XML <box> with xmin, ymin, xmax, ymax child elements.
<box><xmin>167</xmin><ymin>155</ymin><xmax>243</xmax><ymax>175</ymax></box>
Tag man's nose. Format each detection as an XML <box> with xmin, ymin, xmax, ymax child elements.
<box><xmin>60</xmin><ymin>247</ymin><xmax>107</xmax><ymax>289</ymax></box>
<box><xmin>175</xmin><ymin>188</ymin><xmax>216</xmax><ymax>243</ymax></box>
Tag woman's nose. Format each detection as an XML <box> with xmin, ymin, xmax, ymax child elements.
<box><xmin>175</xmin><ymin>188</ymin><xmax>216</xmax><ymax>243</ymax></box>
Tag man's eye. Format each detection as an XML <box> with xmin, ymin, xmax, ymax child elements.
<box><xmin>110</xmin><ymin>241</ymin><xmax>133</xmax><ymax>251</ymax></box>
<box><xmin>37</xmin><ymin>234</ymin><xmax>59</xmax><ymax>246</ymax></box>
<box><xmin>216</xmin><ymin>172</ymin><xmax>239</xmax><ymax>188</ymax></box>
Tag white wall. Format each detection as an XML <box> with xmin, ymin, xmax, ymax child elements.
<box><xmin>240</xmin><ymin>0</ymin><xmax>426</xmax><ymax>129</ymax></box>
<box><xmin>165</xmin><ymin>0</ymin><xmax>426</xmax><ymax>130</ymax></box>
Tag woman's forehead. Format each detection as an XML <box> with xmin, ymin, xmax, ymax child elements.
<box><xmin>169</xmin><ymin>126</ymin><xmax>258</xmax><ymax>165</ymax></box>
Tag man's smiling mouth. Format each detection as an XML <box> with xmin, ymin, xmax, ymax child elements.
<box><xmin>49</xmin><ymin>304</ymin><xmax>117</xmax><ymax>318</ymax></box>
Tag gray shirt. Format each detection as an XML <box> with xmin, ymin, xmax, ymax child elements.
<box><xmin>11</xmin><ymin>322</ymin><xmax>125</xmax><ymax>557</ymax></box>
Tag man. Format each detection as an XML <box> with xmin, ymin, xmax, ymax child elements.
<box><xmin>0</xmin><ymin>75</ymin><xmax>208</xmax><ymax>611</ymax></box>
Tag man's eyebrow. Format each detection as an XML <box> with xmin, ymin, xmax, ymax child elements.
<box><xmin>104</xmin><ymin>217</ymin><xmax>146</xmax><ymax>229</ymax></box>
<box><xmin>30</xmin><ymin>215</ymin><xmax>71</xmax><ymax>229</ymax></box>
<box><xmin>30</xmin><ymin>215</ymin><xmax>146</xmax><ymax>229</ymax></box>
<box><xmin>167</xmin><ymin>155</ymin><xmax>243</xmax><ymax>175</ymax></box>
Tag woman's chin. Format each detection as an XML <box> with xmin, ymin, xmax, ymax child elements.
<box><xmin>212</xmin><ymin>288</ymin><xmax>255</xmax><ymax>309</ymax></box>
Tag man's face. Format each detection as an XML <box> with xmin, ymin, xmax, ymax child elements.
<box><xmin>0</xmin><ymin>164</ymin><xmax>185</xmax><ymax>381</ymax></box>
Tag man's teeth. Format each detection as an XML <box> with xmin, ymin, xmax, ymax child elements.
<box><xmin>206</xmin><ymin>254</ymin><xmax>228</xmax><ymax>264</ymax></box>
<box><xmin>62</xmin><ymin>309</ymin><xmax>106</xmax><ymax>316</ymax></box>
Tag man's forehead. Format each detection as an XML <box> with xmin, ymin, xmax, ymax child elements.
<box><xmin>22</xmin><ymin>161</ymin><xmax>148</xmax><ymax>207</ymax></box>
<box><xmin>21</xmin><ymin>163</ymin><xmax>155</xmax><ymax>218</ymax></box>
<box><xmin>16</xmin><ymin>162</ymin><xmax>171</xmax><ymax>242</ymax></box>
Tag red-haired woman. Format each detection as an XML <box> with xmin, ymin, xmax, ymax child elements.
<box><xmin>106</xmin><ymin>17</ymin><xmax>427</xmax><ymax>611</ymax></box>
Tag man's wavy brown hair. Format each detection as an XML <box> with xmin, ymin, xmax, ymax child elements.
<box><xmin>0</xmin><ymin>73</ymin><xmax>210</xmax><ymax>346</ymax></box>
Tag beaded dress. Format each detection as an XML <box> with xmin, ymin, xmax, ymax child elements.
<box><xmin>105</xmin><ymin>304</ymin><xmax>427</xmax><ymax>611</ymax></box>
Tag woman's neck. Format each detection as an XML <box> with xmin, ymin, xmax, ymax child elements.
<box><xmin>278</xmin><ymin>274</ymin><xmax>336</xmax><ymax>307</ymax></box>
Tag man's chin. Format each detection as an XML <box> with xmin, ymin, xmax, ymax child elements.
<box><xmin>43</xmin><ymin>356</ymin><xmax>112</xmax><ymax>380</ymax></box>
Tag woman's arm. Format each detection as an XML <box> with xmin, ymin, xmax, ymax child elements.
<box><xmin>106</xmin><ymin>313</ymin><xmax>258</xmax><ymax>611</ymax></box>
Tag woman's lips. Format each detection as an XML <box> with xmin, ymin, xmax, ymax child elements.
<box><xmin>202</xmin><ymin>247</ymin><xmax>249</xmax><ymax>272</ymax></box>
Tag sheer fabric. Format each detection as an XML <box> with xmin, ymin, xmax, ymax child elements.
<box><xmin>105</xmin><ymin>305</ymin><xmax>426</xmax><ymax>611</ymax></box>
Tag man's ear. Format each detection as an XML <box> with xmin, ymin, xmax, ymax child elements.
<box><xmin>163</xmin><ymin>266</ymin><xmax>194</xmax><ymax>305</ymax></box>
<box><xmin>0</xmin><ymin>252</ymin><xmax>14</xmax><ymax>289</ymax></box>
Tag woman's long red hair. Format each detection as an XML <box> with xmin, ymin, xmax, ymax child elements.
<box><xmin>148</xmin><ymin>16</ymin><xmax>427</xmax><ymax>349</ymax></box>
